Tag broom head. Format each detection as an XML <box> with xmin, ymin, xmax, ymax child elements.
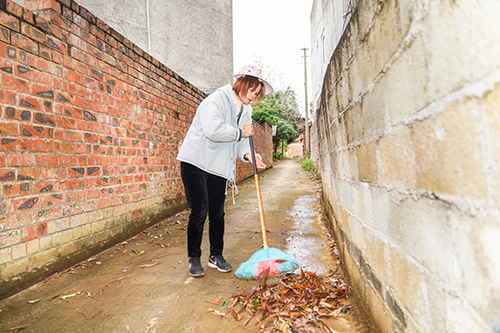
<box><xmin>235</xmin><ymin>247</ymin><xmax>299</xmax><ymax>279</ymax></box>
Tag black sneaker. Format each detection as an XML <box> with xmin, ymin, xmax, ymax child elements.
<box><xmin>189</xmin><ymin>257</ymin><xmax>204</xmax><ymax>277</ymax></box>
<box><xmin>207</xmin><ymin>255</ymin><xmax>232</xmax><ymax>272</ymax></box>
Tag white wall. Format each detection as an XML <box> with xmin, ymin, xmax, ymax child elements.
<box><xmin>310</xmin><ymin>0</ymin><xmax>354</xmax><ymax>110</ymax></box>
<box><xmin>75</xmin><ymin>0</ymin><xmax>233</xmax><ymax>93</ymax></box>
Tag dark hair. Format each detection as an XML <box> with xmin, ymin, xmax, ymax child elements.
<box><xmin>233</xmin><ymin>76</ymin><xmax>265</xmax><ymax>104</ymax></box>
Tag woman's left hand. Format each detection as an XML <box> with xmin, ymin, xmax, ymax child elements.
<box><xmin>245</xmin><ymin>152</ymin><xmax>266</xmax><ymax>169</ymax></box>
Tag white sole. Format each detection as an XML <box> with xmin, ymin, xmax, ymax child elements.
<box><xmin>207</xmin><ymin>261</ymin><xmax>232</xmax><ymax>272</ymax></box>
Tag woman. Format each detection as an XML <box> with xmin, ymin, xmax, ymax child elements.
<box><xmin>177</xmin><ymin>65</ymin><xmax>273</xmax><ymax>277</ymax></box>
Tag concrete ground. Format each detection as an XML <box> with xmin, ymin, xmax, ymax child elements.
<box><xmin>0</xmin><ymin>158</ymin><xmax>369</xmax><ymax>333</ymax></box>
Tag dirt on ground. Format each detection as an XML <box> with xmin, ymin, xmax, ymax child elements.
<box><xmin>0</xmin><ymin>158</ymin><xmax>370</xmax><ymax>333</ymax></box>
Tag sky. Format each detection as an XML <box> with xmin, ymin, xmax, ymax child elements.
<box><xmin>233</xmin><ymin>0</ymin><xmax>314</xmax><ymax>116</ymax></box>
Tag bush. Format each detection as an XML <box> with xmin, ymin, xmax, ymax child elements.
<box><xmin>273</xmin><ymin>152</ymin><xmax>284</xmax><ymax>161</ymax></box>
<box><xmin>301</xmin><ymin>157</ymin><xmax>321</xmax><ymax>179</ymax></box>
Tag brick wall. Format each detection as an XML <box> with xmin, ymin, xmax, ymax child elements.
<box><xmin>316</xmin><ymin>0</ymin><xmax>500</xmax><ymax>332</ymax></box>
<box><xmin>0</xmin><ymin>0</ymin><xmax>207</xmax><ymax>299</ymax></box>
<box><xmin>286</xmin><ymin>143</ymin><xmax>303</xmax><ymax>158</ymax></box>
<box><xmin>235</xmin><ymin>120</ymin><xmax>273</xmax><ymax>183</ymax></box>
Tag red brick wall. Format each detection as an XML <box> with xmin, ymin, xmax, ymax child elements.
<box><xmin>0</xmin><ymin>0</ymin><xmax>205</xmax><ymax>299</ymax></box>
<box><xmin>236</xmin><ymin>120</ymin><xmax>273</xmax><ymax>183</ymax></box>
<box><xmin>286</xmin><ymin>143</ymin><xmax>303</xmax><ymax>158</ymax></box>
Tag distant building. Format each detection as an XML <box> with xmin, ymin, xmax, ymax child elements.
<box><xmin>57</xmin><ymin>0</ymin><xmax>233</xmax><ymax>93</ymax></box>
<box><xmin>310</xmin><ymin>0</ymin><xmax>354</xmax><ymax>109</ymax></box>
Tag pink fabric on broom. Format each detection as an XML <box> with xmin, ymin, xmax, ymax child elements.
<box><xmin>255</xmin><ymin>260</ymin><xmax>280</xmax><ymax>277</ymax></box>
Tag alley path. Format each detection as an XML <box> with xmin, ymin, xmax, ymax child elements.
<box><xmin>0</xmin><ymin>158</ymin><xmax>368</xmax><ymax>333</ymax></box>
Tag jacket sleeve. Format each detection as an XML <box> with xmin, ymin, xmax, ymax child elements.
<box><xmin>236</xmin><ymin>111</ymin><xmax>252</xmax><ymax>161</ymax></box>
<box><xmin>198</xmin><ymin>96</ymin><xmax>238</xmax><ymax>142</ymax></box>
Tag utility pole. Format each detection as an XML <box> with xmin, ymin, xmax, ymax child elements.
<box><xmin>301</xmin><ymin>48</ymin><xmax>310</xmax><ymax>157</ymax></box>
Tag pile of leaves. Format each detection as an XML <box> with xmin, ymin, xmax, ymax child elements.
<box><xmin>206</xmin><ymin>269</ymin><xmax>352</xmax><ymax>332</ymax></box>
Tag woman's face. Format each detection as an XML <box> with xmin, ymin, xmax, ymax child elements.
<box><xmin>240</xmin><ymin>84</ymin><xmax>262</xmax><ymax>105</ymax></box>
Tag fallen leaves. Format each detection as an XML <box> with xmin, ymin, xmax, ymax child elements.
<box><xmin>206</xmin><ymin>308</ymin><xmax>226</xmax><ymax>317</ymax></box>
<box><xmin>139</xmin><ymin>261</ymin><xmax>161</xmax><ymax>268</ymax></box>
<box><xmin>7</xmin><ymin>324</ymin><xmax>30</xmax><ymax>332</ymax></box>
<box><xmin>60</xmin><ymin>292</ymin><xmax>80</xmax><ymax>300</ymax></box>
<box><xmin>206</xmin><ymin>270</ymin><xmax>352</xmax><ymax>332</ymax></box>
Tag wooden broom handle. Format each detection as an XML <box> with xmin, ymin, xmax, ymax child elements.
<box><xmin>249</xmin><ymin>136</ymin><xmax>268</xmax><ymax>247</ymax></box>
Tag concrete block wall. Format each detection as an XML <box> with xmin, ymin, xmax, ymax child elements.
<box><xmin>316</xmin><ymin>0</ymin><xmax>500</xmax><ymax>332</ymax></box>
<box><xmin>0</xmin><ymin>0</ymin><xmax>207</xmax><ymax>300</ymax></box>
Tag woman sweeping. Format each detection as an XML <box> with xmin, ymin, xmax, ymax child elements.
<box><xmin>177</xmin><ymin>65</ymin><xmax>273</xmax><ymax>277</ymax></box>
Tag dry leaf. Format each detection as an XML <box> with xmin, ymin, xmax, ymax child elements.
<box><xmin>60</xmin><ymin>292</ymin><xmax>80</xmax><ymax>300</ymax></box>
<box><xmin>206</xmin><ymin>308</ymin><xmax>225</xmax><ymax>317</ymax></box>
<box><xmin>125</xmin><ymin>324</ymin><xmax>130</xmax><ymax>331</ymax></box>
<box><xmin>110</xmin><ymin>277</ymin><xmax>125</xmax><ymax>283</ymax></box>
<box><xmin>204</xmin><ymin>300</ymin><xmax>219</xmax><ymax>305</ymax></box>
<box><xmin>7</xmin><ymin>324</ymin><xmax>30</xmax><ymax>332</ymax></box>
<box><xmin>140</xmin><ymin>262</ymin><xmax>160</xmax><ymax>268</ymax></box>
<box><xmin>99</xmin><ymin>289</ymin><xmax>104</xmax><ymax>296</ymax></box>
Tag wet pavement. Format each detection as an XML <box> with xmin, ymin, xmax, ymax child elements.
<box><xmin>0</xmin><ymin>158</ymin><xmax>369</xmax><ymax>332</ymax></box>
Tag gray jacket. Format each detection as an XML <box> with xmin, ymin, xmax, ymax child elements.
<box><xmin>177</xmin><ymin>84</ymin><xmax>251</xmax><ymax>182</ymax></box>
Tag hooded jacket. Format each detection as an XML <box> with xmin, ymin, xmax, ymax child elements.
<box><xmin>177</xmin><ymin>84</ymin><xmax>251</xmax><ymax>182</ymax></box>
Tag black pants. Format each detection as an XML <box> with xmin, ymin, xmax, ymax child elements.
<box><xmin>180</xmin><ymin>162</ymin><xmax>227</xmax><ymax>258</ymax></box>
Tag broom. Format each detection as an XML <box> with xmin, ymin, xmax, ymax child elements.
<box><xmin>235</xmin><ymin>137</ymin><xmax>299</xmax><ymax>279</ymax></box>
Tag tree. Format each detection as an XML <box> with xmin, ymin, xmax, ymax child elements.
<box><xmin>252</xmin><ymin>87</ymin><xmax>302</xmax><ymax>153</ymax></box>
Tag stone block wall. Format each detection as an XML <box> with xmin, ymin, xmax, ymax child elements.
<box><xmin>316</xmin><ymin>0</ymin><xmax>500</xmax><ymax>332</ymax></box>
<box><xmin>0</xmin><ymin>0</ymin><xmax>206</xmax><ymax>299</ymax></box>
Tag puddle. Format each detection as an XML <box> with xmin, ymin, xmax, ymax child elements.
<box><xmin>285</xmin><ymin>195</ymin><xmax>329</xmax><ymax>275</ymax></box>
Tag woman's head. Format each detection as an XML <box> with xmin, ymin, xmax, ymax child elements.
<box><xmin>232</xmin><ymin>65</ymin><xmax>274</xmax><ymax>105</ymax></box>
<box><xmin>233</xmin><ymin>76</ymin><xmax>265</xmax><ymax>105</ymax></box>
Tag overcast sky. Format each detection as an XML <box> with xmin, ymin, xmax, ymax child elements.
<box><xmin>233</xmin><ymin>0</ymin><xmax>314</xmax><ymax>116</ymax></box>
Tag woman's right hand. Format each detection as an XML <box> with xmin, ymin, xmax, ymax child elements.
<box><xmin>241</xmin><ymin>123</ymin><xmax>254</xmax><ymax>137</ymax></box>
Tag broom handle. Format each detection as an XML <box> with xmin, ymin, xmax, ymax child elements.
<box><xmin>249</xmin><ymin>136</ymin><xmax>269</xmax><ymax>247</ymax></box>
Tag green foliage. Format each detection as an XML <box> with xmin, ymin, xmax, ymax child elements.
<box><xmin>273</xmin><ymin>151</ymin><xmax>284</xmax><ymax>161</ymax></box>
<box><xmin>301</xmin><ymin>157</ymin><xmax>321</xmax><ymax>179</ymax></box>
<box><xmin>252</xmin><ymin>88</ymin><xmax>302</xmax><ymax>152</ymax></box>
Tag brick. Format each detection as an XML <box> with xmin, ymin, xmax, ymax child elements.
<box><xmin>6</xmin><ymin>152</ymin><xmax>21</xmax><ymax>167</ymax></box>
<box><xmin>1</xmin><ymin>74</ymin><xmax>30</xmax><ymax>94</ymax></box>
<box><xmin>426</xmin><ymin>1</ymin><xmax>500</xmax><ymax>100</ymax></box>
<box><xmin>0</xmin><ymin>229</ymin><xmax>20</xmax><ymax>248</ymax></box>
<box><xmin>379</xmin><ymin>127</ymin><xmax>417</xmax><ymax>188</ymax></box>
<box><xmin>24</xmin><ymin>0</ymin><xmax>61</xmax><ymax>13</ymax></box>
<box><xmin>357</xmin><ymin>142</ymin><xmax>378</xmax><ymax>183</ymax></box>
<box><xmin>386</xmin><ymin>33</ymin><xmax>428</xmax><ymax>125</ymax></box>
<box><xmin>0</xmin><ymin>10</ymin><xmax>20</xmax><ymax>31</ymax></box>
<box><xmin>21</xmin><ymin>22</ymin><xmax>45</xmax><ymax>43</ymax></box>
<box><xmin>72</xmin><ymin>226</ymin><xmax>82</xmax><ymax>239</ymax></box>
<box><xmin>57</xmin><ymin>240</ymin><xmax>77</xmax><ymax>257</ymax></box>
<box><xmin>2</xmin><ymin>257</ymin><xmax>29</xmax><ymax>279</ymax></box>
<box><xmin>52</xmin><ymin>231</ymin><xmax>63</xmax><ymax>246</ymax></box>
<box><xmin>389</xmin><ymin>247</ymin><xmax>425</xmax><ymax>320</ymax></box>
<box><xmin>62</xmin><ymin>229</ymin><xmax>72</xmax><ymax>243</ymax></box>
<box><xmin>30</xmin><ymin>248</ymin><xmax>57</xmax><ymax>268</ymax></box>
<box><xmin>26</xmin><ymin>238</ymin><xmax>39</xmax><ymax>254</ymax></box>
<box><xmin>11</xmin><ymin>32</ymin><xmax>38</xmax><ymax>54</ymax></box>
<box><xmin>485</xmin><ymin>85</ymin><xmax>500</xmax><ymax>205</ymax></box>
<box><xmin>40</xmin><ymin>235</ymin><xmax>53</xmax><ymax>251</ymax></box>
<box><xmin>46</xmin><ymin>36</ymin><xmax>67</xmax><ymax>54</ymax></box>
<box><xmin>0</xmin><ymin>247</ymin><xmax>12</xmax><ymax>264</ymax></box>
<box><xmin>45</xmin><ymin>167</ymin><xmax>66</xmax><ymax>179</ymax></box>
<box><xmin>21</xmin><ymin>222</ymin><xmax>47</xmax><ymax>241</ymax></box>
<box><xmin>367</xmin><ymin>0</ymin><xmax>400</xmax><ymax>77</ymax></box>
<box><xmin>414</xmin><ymin>99</ymin><xmax>487</xmax><ymax>199</ymax></box>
